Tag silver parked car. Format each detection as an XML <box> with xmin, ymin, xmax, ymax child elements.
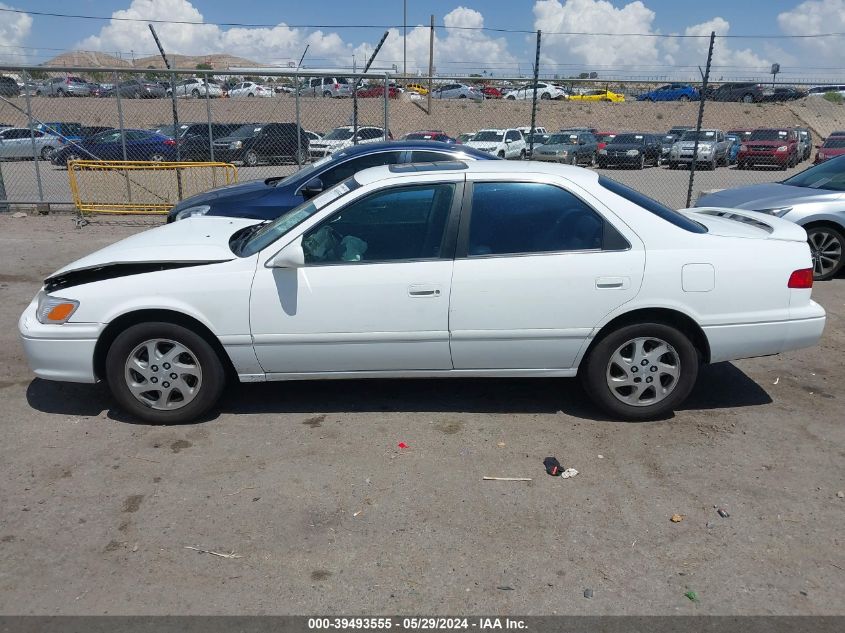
<box><xmin>300</xmin><ymin>77</ymin><xmax>353</xmax><ymax>98</ymax></box>
<box><xmin>668</xmin><ymin>129</ymin><xmax>731</xmax><ymax>169</ymax></box>
<box><xmin>36</xmin><ymin>76</ymin><xmax>91</xmax><ymax>97</ymax></box>
<box><xmin>0</xmin><ymin>127</ymin><xmax>61</xmax><ymax>160</ymax></box>
<box><xmin>431</xmin><ymin>83</ymin><xmax>483</xmax><ymax>100</ymax></box>
<box><xmin>696</xmin><ymin>156</ymin><xmax>845</xmax><ymax>280</ymax></box>
<box><xmin>169</xmin><ymin>78</ymin><xmax>224</xmax><ymax>98</ymax></box>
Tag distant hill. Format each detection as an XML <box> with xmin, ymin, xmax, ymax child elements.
<box><xmin>43</xmin><ymin>51</ymin><xmax>132</xmax><ymax>68</ymax></box>
<box><xmin>41</xmin><ymin>51</ymin><xmax>266</xmax><ymax>71</ymax></box>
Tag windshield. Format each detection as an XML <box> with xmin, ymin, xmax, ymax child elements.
<box><xmin>782</xmin><ymin>157</ymin><xmax>845</xmax><ymax>191</ymax></box>
<box><xmin>547</xmin><ymin>134</ymin><xmax>578</xmax><ymax>145</ymax></box>
<box><xmin>610</xmin><ymin>134</ymin><xmax>644</xmax><ymax>144</ymax></box>
<box><xmin>473</xmin><ymin>131</ymin><xmax>504</xmax><ymax>142</ymax></box>
<box><xmin>90</xmin><ymin>130</ymin><xmax>122</xmax><ymax>143</ymax></box>
<box><xmin>323</xmin><ymin>128</ymin><xmax>355</xmax><ymax>140</ymax></box>
<box><xmin>823</xmin><ymin>138</ymin><xmax>845</xmax><ymax>148</ymax></box>
<box><xmin>153</xmin><ymin>124</ymin><xmax>189</xmax><ymax>138</ymax></box>
<box><xmin>750</xmin><ymin>129</ymin><xmax>789</xmax><ymax>141</ymax></box>
<box><xmin>680</xmin><ymin>131</ymin><xmax>716</xmax><ymax>141</ymax></box>
<box><xmin>229</xmin><ymin>125</ymin><xmax>261</xmax><ymax>138</ymax></box>
<box><xmin>525</xmin><ymin>134</ymin><xmax>549</xmax><ymax>144</ymax></box>
<box><xmin>239</xmin><ymin>177</ymin><xmax>362</xmax><ymax>256</ymax></box>
<box><xmin>599</xmin><ymin>176</ymin><xmax>707</xmax><ymax>233</ymax></box>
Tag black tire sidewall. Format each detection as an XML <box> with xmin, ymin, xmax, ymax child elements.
<box><xmin>105</xmin><ymin>321</ymin><xmax>226</xmax><ymax>424</ymax></box>
<box><xmin>807</xmin><ymin>226</ymin><xmax>845</xmax><ymax>280</ymax></box>
<box><xmin>581</xmin><ymin>322</ymin><xmax>699</xmax><ymax>420</ymax></box>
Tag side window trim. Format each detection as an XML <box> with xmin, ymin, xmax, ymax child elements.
<box><xmin>300</xmin><ymin>180</ymin><xmax>465</xmax><ymax>266</ymax></box>
<box><xmin>455</xmin><ymin>179</ymin><xmax>630</xmax><ymax>259</ymax></box>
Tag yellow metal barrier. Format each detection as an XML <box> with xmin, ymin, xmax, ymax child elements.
<box><xmin>68</xmin><ymin>160</ymin><xmax>238</xmax><ymax>215</ymax></box>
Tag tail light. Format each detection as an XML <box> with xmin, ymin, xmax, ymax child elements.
<box><xmin>163</xmin><ymin>139</ymin><xmax>176</xmax><ymax>146</ymax></box>
<box><xmin>334</xmin><ymin>83</ymin><xmax>339</xmax><ymax>90</ymax></box>
<box><xmin>788</xmin><ymin>268</ymin><xmax>813</xmax><ymax>289</ymax></box>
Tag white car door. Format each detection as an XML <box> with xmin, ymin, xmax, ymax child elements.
<box><xmin>249</xmin><ymin>176</ymin><xmax>464</xmax><ymax>375</ymax></box>
<box><xmin>449</xmin><ymin>176</ymin><xmax>645</xmax><ymax>370</ymax></box>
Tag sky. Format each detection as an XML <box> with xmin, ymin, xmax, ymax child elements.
<box><xmin>1</xmin><ymin>0</ymin><xmax>843</xmax><ymax>80</ymax></box>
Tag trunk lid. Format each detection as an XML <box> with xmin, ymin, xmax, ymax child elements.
<box><xmin>683</xmin><ymin>207</ymin><xmax>808</xmax><ymax>242</ymax></box>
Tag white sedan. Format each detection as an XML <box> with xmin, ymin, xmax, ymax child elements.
<box><xmin>228</xmin><ymin>81</ymin><xmax>273</xmax><ymax>98</ymax></box>
<box><xmin>505</xmin><ymin>82</ymin><xmax>568</xmax><ymax>100</ymax></box>
<box><xmin>19</xmin><ymin>162</ymin><xmax>825</xmax><ymax>424</ymax></box>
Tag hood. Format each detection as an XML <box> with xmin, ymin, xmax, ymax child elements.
<box><xmin>678</xmin><ymin>140</ymin><xmax>716</xmax><ymax>148</ymax></box>
<box><xmin>48</xmin><ymin>217</ymin><xmax>258</xmax><ymax>279</ymax></box>
<box><xmin>170</xmin><ymin>178</ymin><xmax>275</xmax><ymax>209</ymax></box>
<box><xmin>605</xmin><ymin>143</ymin><xmax>644</xmax><ymax>151</ymax></box>
<box><xmin>695</xmin><ymin>182</ymin><xmax>842</xmax><ymax>209</ymax></box>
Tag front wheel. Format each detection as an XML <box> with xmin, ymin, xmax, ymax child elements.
<box><xmin>637</xmin><ymin>154</ymin><xmax>645</xmax><ymax>170</ymax></box>
<box><xmin>679</xmin><ymin>95</ymin><xmax>690</xmax><ymax>102</ymax></box>
<box><xmin>519</xmin><ymin>149</ymin><xmax>526</xmax><ymax>160</ymax></box>
<box><xmin>41</xmin><ymin>146</ymin><xmax>55</xmax><ymax>160</ymax></box>
<box><xmin>105</xmin><ymin>322</ymin><xmax>226</xmax><ymax>424</ymax></box>
<box><xmin>741</xmin><ymin>93</ymin><xmax>754</xmax><ymax>103</ymax></box>
<box><xmin>323</xmin><ymin>90</ymin><xmax>332</xmax><ymax>98</ymax></box>
<box><xmin>580</xmin><ymin>323</ymin><xmax>699</xmax><ymax>420</ymax></box>
<box><xmin>807</xmin><ymin>225</ymin><xmax>845</xmax><ymax>280</ymax></box>
<box><xmin>244</xmin><ymin>149</ymin><xmax>259</xmax><ymax>166</ymax></box>
<box><xmin>149</xmin><ymin>153</ymin><xmax>166</xmax><ymax>162</ymax></box>
<box><xmin>506</xmin><ymin>95</ymin><xmax>516</xmax><ymax>100</ymax></box>
<box><xmin>540</xmin><ymin>92</ymin><xmax>551</xmax><ymax>100</ymax></box>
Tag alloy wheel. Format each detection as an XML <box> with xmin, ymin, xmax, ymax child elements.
<box><xmin>124</xmin><ymin>338</ymin><xmax>203</xmax><ymax>411</ymax></box>
<box><xmin>808</xmin><ymin>228</ymin><xmax>843</xmax><ymax>279</ymax></box>
<box><xmin>606</xmin><ymin>337</ymin><xmax>681</xmax><ymax>407</ymax></box>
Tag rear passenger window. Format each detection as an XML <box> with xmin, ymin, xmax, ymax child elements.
<box><xmin>467</xmin><ymin>182</ymin><xmax>605</xmax><ymax>256</ymax></box>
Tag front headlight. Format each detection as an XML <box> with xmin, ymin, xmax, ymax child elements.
<box><xmin>36</xmin><ymin>293</ymin><xmax>79</xmax><ymax>325</ymax></box>
<box><xmin>229</xmin><ymin>140</ymin><xmax>243</xmax><ymax>149</ymax></box>
<box><xmin>698</xmin><ymin>146</ymin><xmax>713</xmax><ymax>154</ymax></box>
<box><xmin>740</xmin><ymin>144</ymin><xmax>748</xmax><ymax>152</ymax></box>
<box><xmin>558</xmin><ymin>150</ymin><xmax>568</xmax><ymax>156</ymax></box>
<box><xmin>626</xmin><ymin>149</ymin><xmax>639</xmax><ymax>156</ymax></box>
<box><xmin>755</xmin><ymin>206</ymin><xmax>793</xmax><ymax>217</ymax></box>
<box><xmin>776</xmin><ymin>145</ymin><xmax>788</xmax><ymax>152</ymax></box>
<box><xmin>598</xmin><ymin>149</ymin><xmax>607</xmax><ymax>155</ymax></box>
<box><xmin>174</xmin><ymin>204</ymin><xmax>211</xmax><ymax>221</ymax></box>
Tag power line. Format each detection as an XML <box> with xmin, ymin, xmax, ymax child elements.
<box><xmin>4</xmin><ymin>7</ymin><xmax>845</xmax><ymax>38</ymax></box>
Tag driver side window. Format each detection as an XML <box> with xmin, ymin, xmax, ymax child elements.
<box><xmin>317</xmin><ymin>152</ymin><xmax>401</xmax><ymax>190</ymax></box>
<box><xmin>302</xmin><ymin>183</ymin><xmax>455</xmax><ymax>264</ymax></box>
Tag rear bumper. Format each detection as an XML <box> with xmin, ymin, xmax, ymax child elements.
<box><xmin>704</xmin><ymin>303</ymin><xmax>826</xmax><ymax>363</ymax></box>
<box><xmin>18</xmin><ymin>299</ymin><xmax>102</xmax><ymax>383</ymax></box>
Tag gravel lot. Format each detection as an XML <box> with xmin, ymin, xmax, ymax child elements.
<box><xmin>0</xmin><ymin>215</ymin><xmax>843</xmax><ymax>615</ymax></box>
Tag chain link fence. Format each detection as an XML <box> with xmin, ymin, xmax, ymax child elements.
<box><xmin>1</xmin><ymin>64</ymin><xmax>845</xmax><ymax>215</ymax></box>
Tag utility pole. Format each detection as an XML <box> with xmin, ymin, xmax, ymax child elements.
<box><xmin>403</xmin><ymin>0</ymin><xmax>407</xmax><ymax>76</ymax></box>
<box><xmin>352</xmin><ymin>31</ymin><xmax>390</xmax><ymax>142</ymax></box>
<box><xmin>528</xmin><ymin>30</ymin><xmax>541</xmax><ymax>160</ymax></box>
<box><xmin>148</xmin><ymin>23</ymin><xmax>183</xmax><ymax>200</ymax></box>
<box><xmin>427</xmin><ymin>14</ymin><xmax>434</xmax><ymax>115</ymax></box>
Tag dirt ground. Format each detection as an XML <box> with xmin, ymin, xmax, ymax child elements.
<box><xmin>0</xmin><ymin>214</ymin><xmax>843</xmax><ymax>615</ymax></box>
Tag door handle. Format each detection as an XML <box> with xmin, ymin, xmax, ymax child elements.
<box><xmin>408</xmin><ymin>284</ymin><xmax>442</xmax><ymax>298</ymax></box>
<box><xmin>595</xmin><ymin>276</ymin><xmax>629</xmax><ymax>289</ymax></box>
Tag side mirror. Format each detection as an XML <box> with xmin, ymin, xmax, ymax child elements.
<box><xmin>267</xmin><ymin>236</ymin><xmax>305</xmax><ymax>269</ymax></box>
<box><xmin>302</xmin><ymin>177</ymin><xmax>323</xmax><ymax>199</ymax></box>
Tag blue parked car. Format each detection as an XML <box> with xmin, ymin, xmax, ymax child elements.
<box><xmin>167</xmin><ymin>140</ymin><xmax>499</xmax><ymax>222</ymax></box>
<box><xmin>724</xmin><ymin>133</ymin><xmax>742</xmax><ymax>164</ymax></box>
<box><xmin>36</xmin><ymin>121</ymin><xmax>83</xmax><ymax>144</ymax></box>
<box><xmin>51</xmin><ymin>128</ymin><xmax>178</xmax><ymax>166</ymax></box>
<box><xmin>637</xmin><ymin>83</ymin><xmax>699</xmax><ymax>102</ymax></box>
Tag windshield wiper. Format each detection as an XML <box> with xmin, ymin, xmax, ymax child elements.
<box><xmin>231</xmin><ymin>221</ymin><xmax>269</xmax><ymax>256</ymax></box>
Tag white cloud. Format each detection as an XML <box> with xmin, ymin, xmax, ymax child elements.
<box><xmin>0</xmin><ymin>2</ymin><xmax>33</xmax><ymax>60</ymax></box>
<box><xmin>533</xmin><ymin>0</ymin><xmax>661</xmax><ymax>71</ymax></box>
<box><xmin>777</xmin><ymin>0</ymin><xmax>845</xmax><ymax>63</ymax></box>
<box><xmin>683</xmin><ymin>17</ymin><xmax>768</xmax><ymax>73</ymax></box>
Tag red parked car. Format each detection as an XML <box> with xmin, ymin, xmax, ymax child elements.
<box><xmin>481</xmin><ymin>86</ymin><xmax>503</xmax><ymax>99</ymax></box>
<box><xmin>814</xmin><ymin>134</ymin><xmax>845</xmax><ymax>164</ymax></box>
<box><xmin>595</xmin><ymin>132</ymin><xmax>617</xmax><ymax>150</ymax></box>
<box><xmin>737</xmin><ymin>128</ymin><xmax>800</xmax><ymax>170</ymax></box>
<box><xmin>402</xmin><ymin>130</ymin><xmax>456</xmax><ymax>143</ymax></box>
<box><xmin>356</xmin><ymin>85</ymin><xmax>400</xmax><ymax>98</ymax></box>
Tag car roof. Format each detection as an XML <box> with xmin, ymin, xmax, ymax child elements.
<box><xmin>354</xmin><ymin>159</ymin><xmax>599</xmax><ymax>187</ymax></box>
<box><xmin>329</xmin><ymin>140</ymin><xmax>494</xmax><ymax>160</ymax></box>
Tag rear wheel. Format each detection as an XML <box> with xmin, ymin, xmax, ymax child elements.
<box><xmin>506</xmin><ymin>95</ymin><xmax>516</xmax><ymax>100</ymax></box>
<box><xmin>323</xmin><ymin>90</ymin><xmax>332</xmax><ymax>97</ymax></box>
<box><xmin>149</xmin><ymin>153</ymin><xmax>165</xmax><ymax>162</ymax></box>
<box><xmin>519</xmin><ymin>149</ymin><xmax>526</xmax><ymax>160</ymax></box>
<box><xmin>741</xmin><ymin>93</ymin><xmax>754</xmax><ymax>103</ymax></box>
<box><xmin>540</xmin><ymin>92</ymin><xmax>551</xmax><ymax>100</ymax></box>
<box><xmin>105</xmin><ymin>322</ymin><xmax>226</xmax><ymax>424</ymax></box>
<box><xmin>580</xmin><ymin>323</ymin><xmax>699</xmax><ymax>420</ymax></box>
<box><xmin>40</xmin><ymin>146</ymin><xmax>55</xmax><ymax>160</ymax></box>
<box><xmin>679</xmin><ymin>95</ymin><xmax>690</xmax><ymax>102</ymax></box>
<box><xmin>247</xmin><ymin>93</ymin><xmax>254</xmax><ymax>97</ymax></box>
<box><xmin>807</xmin><ymin>225</ymin><xmax>844</xmax><ymax>280</ymax></box>
<box><xmin>191</xmin><ymin>89</ymin><xmax>200</xmax><ymax>98</ymax></box>
<box><xmin>57</xmin><ymin>88</ymin><xmax>66</xmax><ymax>97</ymax></box>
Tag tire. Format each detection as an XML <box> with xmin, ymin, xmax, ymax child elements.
<box><xmin>540</xmin><ymin>92</ymin><xmax>551</xmax><ymax>100</ymax></box>
<box><xmin>506</xmin><ymin>95</ymin><xmax>516</xmax><ymax>100</ymax></box>
<box><xmin>323</xmin><ymin>90</ymin><xmax>332</xmax><ymax>98</ymax></box>
<box><xmin>458</xmin><ymin>94</ymin><xmax>466</xmax><ymax>99</ymax></box>
<box><xmin>679</xmin><ymin>95</ymin><xmax>690</xmax><ymax>102</ymax></box>
<box><xmin>669</xmin><ymin>161</ymin><xmax>677</xmax><ymax>170</ymax></box>
<box><xmin>588</xmin><ymin>152</ymin><xmax>596</xmax><ymax>167</ymax></box>
<box><xmin>35</xmin><ymin>90</ymin><xmax>42</xmax><ymax>97</ymax></box>
<box><xmin>40</xmin><ymin>146</ymin><xmax>55</xmax><ymax>160</ymax></box>
<box><xmin>637</xmin><ymin>154</ymin><xmax>645</xmax><ymax>170</ymax></box>
<box><xmin>244</xmin><ymin>150</ymin><xmax>259</xmax><ymax>167</ymax></box>
<box><xmin>105</xmin><ymin>321</ymin><xmax>226</xmax><ymax>424</ymax></box>
<box><xmin>497</xmin><ymin>151</ymin><xmax>505</xmax><ymax>158</ymax></box>
<box><xmin>597</xmin><ymin>160</ymin><xmax>606</xmax><ymax>169</ymax></box>
<box><xmin>654</xmin><ymin>154</ymin><xmax>662</xmax><ymax>167</ymax></box>
<box><xmin>580</xmin><ymin>322</ymin><xmax>699</xmax><ymax>420</ymax></box>
<box><xmin>806</xmin><ymin>225</ymin><xmax>845</xmax><ymax>281</ymax></box>
<box><xmin>57</xmin><ymin>89</ymin><xmax>66</xmax><ymax>97</ymax></box>
<box><xmin>67</xmin><ymin>152</ymin><xmax>81</xmax><ymax>164</ymax></box>
<box><xmin>247</xmin><ymin>93</ymin><xmax>254</xmax><ymax>97</ymax></box>
<box><xmin>191</xmin><ymin>89</ymin><xmax>200</xmax><ymax>98</ymax></box>
<box><xmin>149</xmin><ymin>153</ymin><xmax>165</xmax><ymax>162</ymax></box>
<box><xmin>519</xmin><ymin>149</ymin><xmax>526</xmax><ymax>160</ymax></box>
<box><xmin>709</xmin><ymin>158</ymin><xmax>716</xmax><ymax>170</ymax></box>
<box><xmin>741</xmin><ymin>93</ymin><xmax>754</xmax><ymax>103</ymax></box>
